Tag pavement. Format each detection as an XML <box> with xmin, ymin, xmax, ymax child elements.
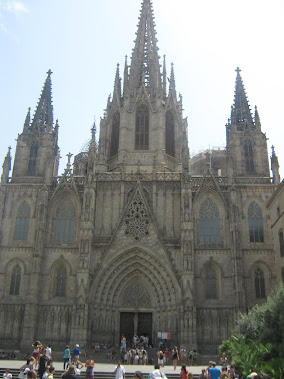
<box><xmin>0</xmin><ymin>360</ymin><xmax>208</xmax><ymax>376</ymax></box>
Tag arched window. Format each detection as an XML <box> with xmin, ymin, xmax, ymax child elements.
<box><xmin>10</xmin><ymin>265</ymin><xmax>21</xmax><ymax>295</ymax></box>
<box><xmin>206</xmin><ymin>267</ymin><xmax>217</xmax><ymax>299</ymax></box>
<box><xmin>248</xmin><ymin>202</ymin><xmax>264</xmax><ymax>243</ymax></box>
<box><xmin>244</xmin><ymin>139</ymin><xmax>254</xmax><ymax>174</ymax></box>
<box><xmin>199</xmin><ymin>198</ymin><xmax>221</xmax><ymax>244</ymax></box>
<box><xmin>55</xmin><ymin>266</ymin><xmax>67</xmax><ymax>297</ymax></box>
<box><xmin>255</xmin><ymin>268</ymin><xmax>266</xmax><ymax>298</ymax></box>
<box><xmin>110</xmin><ymin>112</ymin><xmax>120</xmax><ymax>157</ymax></box>
<box><xmin>14</xmin><ymin>201</ymin><xmax>31</xmax><ymax>241</ymax></box>
<box><xmin>27</xmin><ymin>143</ymin><xmax>38</xmax><ymax>175</ymax></box>
<box><xmin>54</xmin><ymin>199</ymin><xmax>76</xmax><ymax>243</ymax></box>
<box><xmin>279</xmin><ymin>230</ymin><xmax>284</xmax><ymax>257</ymax></box>
<box><xmin>165</xmin><ymin>110</ymin><xmax>175</xmax><ymax>157</ymax></box>
<box><xmin>135</xmin><ymin>104</ymin><xmax>149</xmax><ymax>150</ymax></box>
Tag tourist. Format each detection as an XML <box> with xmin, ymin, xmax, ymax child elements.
<box><xmin>32</xmin><ymin>341</ymin><xmax>42</xmax><ymax>369</ymax></box>
<box><xmin>85</xmin><ymin>356</ymin><xmax>95</xmax><ymax>379</ymax></box>
<box><xmin>228</xmin><ymin>365</ymin><xmax>235</xmax><ymax>378</ymax></box>
<box><xmin>113</xmin><ymin>361</ymin><xmax>125</xmax><ymax>379</ymax></box>
<box><xmin>220</xmin><ymin>366</ymin><xmax>229</xmax><ymax>379</ymax></box>
<box><xmin>188</xmin><ymin>349</ymin><xmax>194</xmax><ymax>366</ymax></box>
<box><xmin>246</xmin><ymin>369</ymin><xmax>257</xmax><ymax>378</ymax></box>
<box><xmin>73</xmin><ymin>357</ymin><xmax>83</xmax><ymax>377</ymax></box>
<box><xmin>180</xmin><ymin>347</ymin><xmax>187</xmax><ymax>365</ymax></box>
<box><xmin>199</xmin><ymin>369</ymin><xmax>208</xmax><ymax>378</ymax></box>
<box><xmin>46</xmin><ymin>345</ymin><xmax>52</xmax><ymax>364</ymax></box>
<box><xmin>64</xmin><ymin>345</ymin><xmax>71</xmax><ymax>370</ymax></box>
<box><xmin>219</xmin><ymin>353</ymin><xmax>228</xmax><ymax>367</ymax></box>
<box><xmin>148</xmin><ymin>364</ymin><xmax>167</xmax><ymax>378</ymax></box>
<box><xmin>172</xmin><ymin>346</ymin><xmax>179</xmax><ymax>370</ymax></box>
<box><xmin>208</xmin><ymin>362</ymin><xmax>221</xmax><ymax>378</ymax></box>
<box><xmin>62</xmin><ymin>366</ymin><xmax>79</xmax><ymax>379</ymax></box>
<box><xmin>3</xmin><ymin>369</ymin><xmax>12</xmax><ymax>379</ymax></box>
<box><xmin>134</xmin><ymin>372</ymin><xmax>144</xmax><ymax>379</ymax></box>
<box><xmin>72</xmin><ymin>345</ymin><xmax>80</xmax><ymax>362</ymax></box>
<box><xmin>180</xmin><ymin>364</ymin><xmax>188</xmax><ymax>379</ymax></box>
<box><xmin>46</xmin><ymin>367</ymin><xmax>55</xmax><ymax>379</ymax></box>
<box><xmin>157</xmin><ymin>349</ymin><xmax>164</xmax><ymax>367</ymax></box>
<box><xmin>38</xmin><ymin>349</ymin><xmax>48</xmax><ymax>379</ymax></box>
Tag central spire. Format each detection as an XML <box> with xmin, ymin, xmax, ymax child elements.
<box><xmin>128</xmin><ymin>0</ymin><xmax>162</xmax><ymax>94</ymax></box>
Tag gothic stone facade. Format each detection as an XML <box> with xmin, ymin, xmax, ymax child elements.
<box><xmin>0</xmin><ymin>0</ymin><xmax>282</xmax><ymax>354</ymax></box>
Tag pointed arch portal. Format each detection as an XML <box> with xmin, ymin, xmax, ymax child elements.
<box><xmin>90</xmin><ymin>247</ymin><xmax>181</xmax><ymax>345</ymax></box>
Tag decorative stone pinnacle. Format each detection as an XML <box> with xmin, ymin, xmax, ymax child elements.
<box><xmin>66</xmin><ymin>152</ymin><xmax>73</xmax><ymax>167</ymax></box>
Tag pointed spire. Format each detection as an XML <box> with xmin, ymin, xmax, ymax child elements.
<box><xmin>1</xmin><ymin>146</ymin><xmax>12</xmax><ymax>183</ymax></box>
<box><xmin>30</xmin><ymin>70</ymin><xmax>53</xmax><ymax>133</ymax></box>
<box><xmin>254</xmin><ymin>105</ymin><xmax>261</xmax><ymax>130</ymax></box>
<box><xmin>128</xmin><ymin>0</ymin><xmax>161</xmax><ymax>93</ymax></box>
<box><xmin>169</xmin><ymin>63</ymin><xmax>176</xmax><ymax>98</ymax></box>
<box><xmin>23</xmin><ymin>107</ymin><xmax>31</xmax><ymax>132</ymax></box>
<box><xmin>271</xmin><ymin>145</ymin><xmax>280</xmax><ymax>185</ymax></box>
<box><xmin>89</xmin><ymin>119</ymin><xmax>97</xmax><ymax>153</ymax></box>
<box><xmin>231</xmin><ymin>67</ymin><xmax>254</xmax><ymax>126</ymax></box>
<box><xmin>123</xmin><ymin>55</ymin><xmax>129</xmax><ymax>95</ymax></box>
<box><xmin>162</xmin><ymin>55</ymin><xmax>167</xmax><ymax>95</ymax></box>
<box><xmin>113</xmin><ymin>63</ymin><xmax>121</xmax><ymax>97</ymax></box>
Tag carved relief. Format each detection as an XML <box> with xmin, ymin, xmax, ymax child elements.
<box><xmin>122</xmin><ymin>281</ymin><xmax>151</xmax><ymax>307</ymax></box>
<box><xmin>125</xmin><ymin>190</ymin><xmax>149</xmax><ymax>241</ymax></box>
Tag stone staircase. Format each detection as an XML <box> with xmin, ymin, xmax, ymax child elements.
<box><xmin>0</xmin><ymin>367</ymin><xmax>200</xmax><ymax>379</ymax></box>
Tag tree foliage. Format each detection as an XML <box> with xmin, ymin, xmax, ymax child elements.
<box><xmin>219</xmin><ymin>284</ymin><xmax>284</xmax><ymax>378</ymax></box>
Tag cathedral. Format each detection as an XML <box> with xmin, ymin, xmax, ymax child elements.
<box><xmin>0</xmin><ymin>0</ymin><xmax>282</xmax><ymax>355</ymax></box>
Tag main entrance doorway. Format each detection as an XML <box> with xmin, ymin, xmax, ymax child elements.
<box><xmin>120</xmin><ymin>312</ymin><xmax>152</xmax><ymax>345</ymax></box>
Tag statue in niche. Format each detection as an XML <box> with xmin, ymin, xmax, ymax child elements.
<box><xmin>184</xmin><ymin>194</ymin><xmax>190</xmax><ymax>221</ymax></box>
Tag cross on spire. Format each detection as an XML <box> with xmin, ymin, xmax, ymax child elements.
<box><xmin>46</xmin><ymin>69</ymin><xmax>53</xmax><ymax>78</ymax></box>
<box><xmin>235</xmin><ymin>67</ymin><xmax>241</xmax><ymax>76</ymax></box>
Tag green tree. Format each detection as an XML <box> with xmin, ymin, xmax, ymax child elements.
<box><xmin>219</xmin><ymin>284</ymin><xmax>284</xmax><ymax>378</ymax></box>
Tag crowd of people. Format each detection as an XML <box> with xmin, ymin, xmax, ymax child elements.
<box><xmin>1</xmin><ymin>341</ymin><xmax>282</xmax><ymax>379</ymax></box>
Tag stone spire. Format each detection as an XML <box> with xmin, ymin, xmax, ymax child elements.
<box><xmin>1</xmin><ymin>146</ymin><xmax>12</xmax><ymax>183</ymax></box>
<box><xmin>162</xmin><ymin>55</ymin><xmax>167</xmax><ymax>95</ymax></box>
<box><xmin>123</xmin><ymin>55</ymin><xmax>129</xmax><ymax>95</ymax></box>
<box><xmin>113</xmin><ymin>63</ymin><xmax>121</xmax><ymax>97</ymax></box>
<box><xmin>128</xmin><ymin>0</ymin><xmax>161</xmax><ymax>93</ymax></box>
<box><xmin>30</xmin><ymin>69</ymin><xmax>53</xmax><ymax>133</ymax></box>
<box><xmin>169</xmin><ymin>63</ymin><xmax>177</xmax><ymax>99</ymax></box>
<box><xmin>254</xmin><ymin>105</ymin><xmax>261</xmax><ymax>131</ymax></box>
<box><xmin>231</xmin><ymin>67</ymin><xmax>254</xmax><ymax>126</ymax></box>
<box><xmin>23</xmin><ymin>107</ymin><xmax>31</xmax><ymax>132</ymax></box>
<box><xmin>271</xmin><ymin>146</ymin><xmax>280</xmax><ymax>185</ymax></box>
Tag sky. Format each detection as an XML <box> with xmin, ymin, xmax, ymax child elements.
<box><xmin>0</xmin><ymin>0</ymin><xmax>283</xmax><ymax>179</ymax></box>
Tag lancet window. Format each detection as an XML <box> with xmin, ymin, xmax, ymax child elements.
<box><xmin>110</xmin><ymin>112</ymin><xmax>120</xmax><ymax>157</ymax></box>
<box><xmin>244</xmin><ymin>139</ymin><xmax>254</xmax><ymax>174</ymax></box>
<box><xmin>165</xmin><ymin>110</ymin><xmax>175</xmax><ymax>157</ymax></box>
<box><xmin>10</xmin><ymin>265</ymin><xmax>21</xmax><ymax>295</ymax></box>
<box><xmin>55</xmin><ymin>266</ymin><xmax>67</xmax><ymax>297</ymax></box>
<box><xmin>54</xmin><ymin>199</ymin><xmax>75</xmax><ymax>243</ymax></box>
<box><xmin>135</xmin><ymin>104</ymin><xmax>149</xmax><ymax>150</ymax></box>
<box><xmin>282</xmin><ymin>267</ymin><xmax>284</xmax><ymax>284</ymax></box>
<box><xmin>248</xmin><ymin>202</ymin><xmax>264</xmax><ymax>243</ymax></box>
<box><xmin>206</xmin><ymin>267</ymin><xmax>217</xmax><ymax>299</ymax></box>
<box><xmin>27</xmin><ymin>143</ymin><xmax>38</xmax><ymax>175</ymax></box>
<box><xmin>254</xmin><ymin>268</ymin><xmax>266</xmax><ymax>298</ymax></box>
<box><xmin>199</xmin><ymin>198</ymin><xmax>221</xmax><ymax>244</ymax></box>
<box><xmin>14</xmin><ymin>201</ymin><xmax>31</xmax><ymax>241</ymax></box>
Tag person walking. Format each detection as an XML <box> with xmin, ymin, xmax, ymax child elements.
<box><xmin>172</xmin><ymin>346</ymin><xmax>179</xmax><ymax>371</ymax></box>
<box><xmin>208</xmin><ymin>362</ymin><xmax>221</xmax><ymax>379</ymax></box>
<box><xmin>85</xmin><ymin>356</ymin><xmax>95</xmax><ymax>379</ymax></box>
<box><xmin>64</xmin><ymin>345</ymin><xmax>71</xmax><ymax>370</ymax></box>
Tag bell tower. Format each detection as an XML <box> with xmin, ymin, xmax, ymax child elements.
<box><xmin>226</xmin><ymin>68</ymin><xmax>270</xmax><ymax>180</ymax></box>
<box><xmin>96</xmin><ymin>0</ymin><xmax>189</xmax><ymax>174</ymax></box>
<box><xmin>12</xmin><ymin>70</ymin><xmax>59</xmax><ymax>184</ymax></box>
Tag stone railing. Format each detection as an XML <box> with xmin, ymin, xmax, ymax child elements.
<box><xmin>235</xmin><ymin>177</ymin><xmax>273</xmax><ymax>185</ymax></box>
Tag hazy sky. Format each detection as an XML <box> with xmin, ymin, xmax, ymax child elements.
<box><xmin>0</xmin><ymin>0</ymin><xmax>283</xmax><ymax>179</ymax></box>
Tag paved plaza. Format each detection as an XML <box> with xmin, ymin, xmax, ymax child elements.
<box><xmin>0</xmin><ymin>359</ymin><xmax>206</xmax><ymax>376</ymax></box>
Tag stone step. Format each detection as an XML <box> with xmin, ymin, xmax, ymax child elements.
<box><xmin>0</xmin><ymin>367</ymin><xmax>200</xmax><ymax>379</ymax></box>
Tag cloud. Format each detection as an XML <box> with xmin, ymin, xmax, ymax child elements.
<box><xmin>0</xmin><ymin>1</ymin><xmax>29</xmax><ymax>15</ymax></box>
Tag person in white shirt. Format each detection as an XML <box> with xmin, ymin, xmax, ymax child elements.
<box><xmin>113</xmin><ymin>361</ymin><xmax>125</xmax><ymax>379</ymax></box>
<box><xmin>46</xmin><ymin>345</ymin><xmax>52</xmax><ymax>363</ymax></box>
<box><xmin>3</xmin><ymin>369</ymin><xmax>12</xmax><ymax>379</ymax></box>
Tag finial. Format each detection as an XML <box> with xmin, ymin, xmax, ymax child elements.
<box><xmin>66</xmin><ymin>152</ymin><xmax>73</xmax><ymax>169</ymax></box>
<box><xmin>46</xmin><ymin>69</ymin><xmax>53</xmax><ymax>78</ymax></box>
<box><xmin>8</xmin><ymin>146</ymin><xmax>11</xmax><ymax>155</ymax></box>
<box><xmin>235</xmin><ymin>67</ymin><xmax>241</xmax><ymax>76</ymax></box>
